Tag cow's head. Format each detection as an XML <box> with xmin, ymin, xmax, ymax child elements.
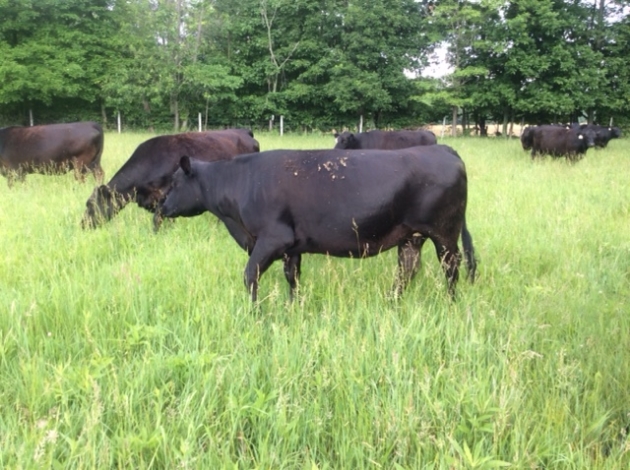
<box><xmin>577</xmin><ymin>127</ymin><xmax>596</xmax><ymax>148</ymax></box>
<box><xmin>82</xmin><ymin>185</ymin><xmax>123</xmax><ymax>228</ymax></box>
<box><xmin>611</xmin><ymin>127</ymin><xmax>622</xmax><ymax>139</ymax></box>
<box><xmin>520</xmin><ymin>127</ymin><xmax>534</xmax><ymax>150</ymax></box>
<box><xmin>334</xmin><ymin>132</ymin><xmax>359</xmax><ymax>149</ymax></box>
<box><xmin>161</xmin><ymin>156</ymin><xmax>207</xmax><ymax>219</ymax></box>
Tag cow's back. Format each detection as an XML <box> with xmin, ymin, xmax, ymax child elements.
<box><xmin>108</xmin><ymin>129</ymin><xmax>259</xmax><ymax>192</ymax></box>
<box><xmin>359</xmin><ymin>130</ymin><xmax>437</xmax><ymax>149</ymax></box>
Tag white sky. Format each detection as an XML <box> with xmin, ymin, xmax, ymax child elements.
<box><xmin>420</xmin><ymin>43</ymin><xmax>452</xmax><ymax>79</ymax></box>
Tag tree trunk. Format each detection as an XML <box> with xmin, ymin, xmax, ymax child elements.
<box><xmin>101</xmin><ymin>102</ymin><xmax>107</xmax><ymax>126</ymax></box>
<box><xmin>501</xmin><ymin>108</ymin><xmax>510</xmax><ymax>139</ymax></box>
<box><xmin>479</xmin><ymin>115</ymin><xmax>487</xmax><ymax>137</ymax></box>
<box><xmin>173</xmin><ymin>98</ymin><xmax>180</xmax><ymax>131</ymax></box>
<box><xmin>451</xmin><ymin>106</ymin><xmax>458</xmax><ymax>137</ymax></box>
<box><xmin>205</xmin><ymin>98</ymin><xmax>209</xmax><ymax>130</ymax></box>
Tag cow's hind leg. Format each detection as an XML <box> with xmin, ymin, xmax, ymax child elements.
<box><xmin>91</xmin><ymin>163</ymin><xmax>105</xmax><ymax>184</ymax></box>
<box><xmin>71</xmin><ymin>158</ymin><xmax>87</xmax><ymax>183</ymax></box>
<box><xmin>393</xmin><ymin>235</ymin><xmax>426</xmax><ymax>299</ymax></box>
<box><xmin>283</xmin><ymin>253</ymin><xmax>302</xmax><ymax>302</ymax></box>
<box><xmin>432</xmin><ymin>239</ymin><xmax>461</xmax><ymax>300</ymax></box>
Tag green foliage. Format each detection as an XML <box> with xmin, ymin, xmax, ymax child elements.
<box><xmin>0</xmin><ymin>0</ymin><xmax>629</xmax><ymax>129</ymax></box>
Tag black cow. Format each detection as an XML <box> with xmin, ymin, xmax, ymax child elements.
<box><xmin>576</xmin><ymin>124</ymin><xmax>622</xmax><ymax>148</ymax></box>
<box><xmin>526</xmin><ymin>125</ymin><xmax>597</xmax><ymax>160</ymax></box>
<box><xmin>334</xmin><ymin>129</ymin><xmax>437</xmax><ymax>150</ymax></box>
<box><xmin>160</xmin><ymin>145</ymin><xmax>476</xmax><ymax>302</ymax></box>
<box><xmin>0</xmin><ymin>122</ymin><xmax>104</xmax><ymax>187</ymax></box>
<box><xmin>83</xmin><ymin>128</ymin><xmax>259</xmax><ymax>231</ymax></box>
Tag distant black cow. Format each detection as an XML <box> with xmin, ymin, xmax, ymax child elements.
<box><xmin>334</xmin><ymin>129</ymin><xmax>437</xmax><ymax>150</ymax></box>
<box><xmin>576</xmin><ymin>124</ymin><xmax>622</xmax><ymax>148</ymax></box>
<box><xmin>526</xmin><ymin>125</ymin><xmax>597</xmax><ymax>160</ymax></box>
<box><xmin>83</xmin><ymin>129</ymin><xmax>259</xmax><ymax>231</ymax></box>
<box><xmin>161</xmin><ymin>145</ymin><xmax>476</xmax><ymax>302</ymax></box>
<box><xmin>0</xmin><ymin>122</ymin><xmax>104</xmax><ymax>186</ymax></box>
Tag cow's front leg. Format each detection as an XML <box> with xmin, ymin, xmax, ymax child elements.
<box><xmin>283</xmin><ymin>253</ymin><xmax>302</xmax><ymax>302</ymax></box>
<box><xmin>244</xmin><ymin>228</ymin><xmax>294</xmax><ymax>302</ymax></box>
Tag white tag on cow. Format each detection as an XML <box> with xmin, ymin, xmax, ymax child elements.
<box><xmin>578</xmin><ymin>135</ymin><xmax>583</xmax><ymax>139</ymax></box>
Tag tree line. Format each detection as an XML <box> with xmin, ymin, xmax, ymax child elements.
<box><xmin>1</xmin><ymin>0</ymin><xmax>628</xmax><ymax>133</ymax></box>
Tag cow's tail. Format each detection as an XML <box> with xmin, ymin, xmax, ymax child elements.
<box><xmin>461</xmin><ymin>216</ymin><xmax>477</xmax><ymax>283</ymax></box>
<box><xmin>91</xmin><ymin>123</ymin><xmax>105</xmax><ymax>183</ymax></box>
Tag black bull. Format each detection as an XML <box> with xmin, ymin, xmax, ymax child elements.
<box><xmin>83</xmin><ymin>128</ymin><xmax>259</xmax><ymax>231</ymax></box>
<box><xmin>0</xmin><ymin>122</ymin><xmax>104</xmax><ymax>186</ymax></box>
<box><xmin>161</xmin><ymin>145</ymin><xmax>477</xmax><ymax>302</ymax></box>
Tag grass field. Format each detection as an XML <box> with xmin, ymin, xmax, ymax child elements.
<box><xmin>0</xmin><ymin>131</ymin><xmax>629</xmax><ymax>468</ymax></box>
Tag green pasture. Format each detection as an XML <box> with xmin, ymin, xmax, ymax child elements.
<box><xmin>0</xmin><ymin>132</ymin><xmax>629</xmax><ymax>468</ymax></box>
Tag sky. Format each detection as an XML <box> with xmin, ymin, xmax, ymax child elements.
<box><xmin>421</xmin><ymin>42</ymin><xmax>453</xmax><ymax>78</ymax></box>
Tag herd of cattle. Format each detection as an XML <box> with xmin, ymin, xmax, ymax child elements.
<box><xmin>520</xmin><ymin>123</ymin><xmax>622</xmax><ymax>160</ymax></box>
<box><xmin>0</xmin><ymin>120</ymin><xmax>622</xmax><ymax>301</ymax></box>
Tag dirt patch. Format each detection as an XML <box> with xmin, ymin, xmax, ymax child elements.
<box><xmin>425</xmin><ymin>123</ymin><xmax>526</xmax><ymax>138</ymax></box>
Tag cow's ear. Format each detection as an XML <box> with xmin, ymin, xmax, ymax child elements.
<box><xmin>180</xmin><ymin>156</ymin><xmax>192</xmax><ymax>176</ymax></box>
<box><xmin>334</xmin><ymin>133</ymin><xmax>339</xmax><ymax>138</ymax></box>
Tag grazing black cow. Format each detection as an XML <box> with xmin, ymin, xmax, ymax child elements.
<box><xmin>334</xmin><ymin>129</ymin><xmax>437</xmax><ymax>150</ymax></box>
<box><xmin>83</xmin><ymin>128</ymin><xmax>259</xmax><ymax>231</ymax></box>
<box><xmin>160</xmin><ymin>145</ymin><xmax>476</xmax><ymax>302</ymax></box>
<box><xmin>0</xmin><ymin>122</ymin><xmax>104</xmax><ymax>186</ymax></box>
<box><xmin>527</xmin><ymin>125</ymin><xmax>597</xmax><ymax>160</ymax></box>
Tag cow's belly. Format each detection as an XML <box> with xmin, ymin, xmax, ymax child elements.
<box><xmin>289</xmin><ymin>223</ymin><xmax>411</xmax><ymax>258</ymax></box>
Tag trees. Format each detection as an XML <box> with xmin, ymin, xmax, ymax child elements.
<box><xmin>0</xmin><ymin>0</ymin><xmax>116</xmax><ymax>124</ymax></box>
<box><xmin>322</xmin><ymin>0</ymin><xmax>430</xmax><ymax>129</ymax></box>
<box><xmin>0</xmin><ymin>0</ymin><xmax>628</xmax><ymax>130</ymax></box>
<box><xmin>417</xmin><ymin>0</ymin><xmax>630</xmax><ymax>133</ymax></box>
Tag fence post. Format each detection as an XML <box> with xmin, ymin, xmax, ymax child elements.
<box><xmin>280</xmin><ymin>115</ymin><xmax>284</xmax><ymax>136</ymax></box>
<box><xmin>117</xmin><ymin>111</ymin><xmax>121</xmax><ymax>134</ymax></box>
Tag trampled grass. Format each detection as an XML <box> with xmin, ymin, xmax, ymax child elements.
<box><xmin>0</xmin><ymin>131</ymin><xmax>629</xmax><ymax>468</ymax></box>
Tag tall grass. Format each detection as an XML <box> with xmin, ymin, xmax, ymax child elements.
<box><xmin>0</xmin><ymin>132</ymin><xmax>629</xmax><ymax>468</ymax></box>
